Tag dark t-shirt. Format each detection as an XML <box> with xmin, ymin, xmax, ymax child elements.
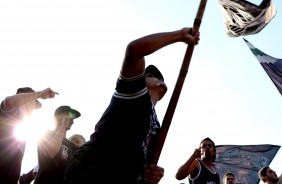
<box><xmin>0</xmin><ymin>102</ymin><xmax>26</xmax><ymax>184</ymax></box>
<box><xmin>189</xmin><ymin>159</ymin><xmax>220</xmax><ymax>184</ymax></box>
<box><xmin>64</xmin><ymin>73</ymin><xmax>161</xmax><ymax>184</ymax></box>
<box><xmin>34</xmin><ymin>130</ymin><xmax>77</xmax><ymax>184</ymax></box>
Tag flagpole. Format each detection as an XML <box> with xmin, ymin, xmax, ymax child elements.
<box><xmin>150</xmin><ymin>0</ymin><xmax>208</xmax><ymax>165</ymax></box>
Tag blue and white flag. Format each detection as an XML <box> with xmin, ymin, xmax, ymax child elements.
<box><xmin>244</xmin><ymin>38</ymin><xmax>282</xmax><ymax>95</ymax></box>
<box><xmin>218</xmin><ymin>0</ymin><xmax>276</xmax><ymax>37</ymax></box>
<box><xmin>214</xmin><ymin>144</ymin><xmax>280</xmax><ymax>184</ymax></box>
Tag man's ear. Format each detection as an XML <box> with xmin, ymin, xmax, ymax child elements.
<box><xmin>262</xmin><ymin>176</ymin><xmax>267</xmax><ymax>181</ymax></box>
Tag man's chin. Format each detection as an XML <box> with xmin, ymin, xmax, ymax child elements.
<box><xmin>273</xmin><ymin>178</ymin><xmax>279</xmax><ymax>183</ymax></box>
<box><xmin>203</xmin><ymin>156</ymin><xmax>212</xmax><ymax>161</ymax></box>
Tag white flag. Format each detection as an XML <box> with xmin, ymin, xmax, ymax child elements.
<box><xmin>218</xmin><ymin>0</ymin><xmax>276</xmax><ymax>37</ymax></box>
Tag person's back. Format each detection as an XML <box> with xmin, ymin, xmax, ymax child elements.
<box><xmin>64</xmin><ymin>71</ymin><xmax>156</xmax><ymax>183</ymax></box>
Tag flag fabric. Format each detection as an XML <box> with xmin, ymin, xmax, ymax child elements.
<box><xmin>244</xmin><ymin>38</ymin><xmax>282</xmax><ymax>95</ymax></box>
<box><xmin>218</xmin><ymin>0</ymin><xmax>276</xmax><ymax>37</ymax></box>
<box><xmin>214</xmin><ymin>144</ymin><xmax>280</xmax><ymax>184</ymax></box>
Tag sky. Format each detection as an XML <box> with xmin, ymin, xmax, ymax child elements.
<box><xmin>0</xmin><ymin>0</ymin><xmax>281</xmax><ymax>184</ymax></box>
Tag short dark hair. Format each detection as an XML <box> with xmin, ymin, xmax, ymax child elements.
<box><xmin>200</xmin><ymin>137</ymin><xmax>216</xmax><ymax>162</ymax></box>
<box><xmin>223</xmin><ymin>172</ymin><xmax>235</xmax><ymax>179</ymax></box>
<box><xmin>16</xmin><ymin>87</ymin><xmax>42</xmax><ymax>109</ymax></box>
<box><xmin>258</xmin><ymin>167</ymin><xmax>269</xmax><ymax>182</ymax></box>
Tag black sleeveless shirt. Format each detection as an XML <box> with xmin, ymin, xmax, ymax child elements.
<box><xmin>188</xmin><ymin>159</ymin><xmax>220</xmax><ymax>184</ymax></box>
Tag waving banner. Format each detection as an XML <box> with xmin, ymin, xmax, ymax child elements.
<box><xmin>214</xmin><ymin>144</ymin><xmax>280</xmax><ymax>184</ymax></box>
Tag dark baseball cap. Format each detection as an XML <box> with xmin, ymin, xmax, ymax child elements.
<box><xmin>54</xmin><ymin>106</ymin><xmax>81</xmax><ymax>119</ymax></box>
<box><xmin>145</xmin><ymin>65</ymin><xmax>164</xmax><ymax>82</ymax></box>
<box><xmin>16</xmin><ymin>87</ymin><xmax>42</xmax><ymax>109</ymax></box>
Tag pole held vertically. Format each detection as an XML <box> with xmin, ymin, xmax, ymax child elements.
<box><xmin>150</xmin><ymin>0</ymin><xmax>208</xmax><ymax>165</ymax></box>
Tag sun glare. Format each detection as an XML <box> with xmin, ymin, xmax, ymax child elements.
<box><xmin>14</xmin><ymin>111</ymin><xmax>54</xmax><ymax>143</ymax></box>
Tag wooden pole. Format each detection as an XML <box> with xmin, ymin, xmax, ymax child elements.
<box><xmin>150</xmin><ymin>0</ymin><xmax>208</xmax><ymax>165</ymax></box>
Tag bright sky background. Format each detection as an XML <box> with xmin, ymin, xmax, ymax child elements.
<box><xmin>0</xmin><ymin>0</ymin><xmax>281</xmax><ymax>184</ymax></box>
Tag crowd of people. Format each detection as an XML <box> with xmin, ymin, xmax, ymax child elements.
<box><xmin>0</xmin><ymin>27</ymin><xmax>280</xmax><ymax>184</ymax></box>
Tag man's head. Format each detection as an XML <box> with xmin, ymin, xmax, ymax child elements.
<box><xmin>199</xmin><ymin>137</ymin><xmax>216</xmax><ymax>162</ymax></box>
<box><xmin>145</xmin><ymin>65</ymin><xmax>164</xmax><ymax>82</ymax></box>
<box><xmin>68</xmin><ymin>134</ymin><xmax>86</xmax><ymax>147</ymax></box>
<box><xmin>258</xmin><ymin>167</ymin><xmax>279</xmax><ymax>183</ymax></box>
<box><xmin>54</xmin><ymin>106</ymin><xmax>81</xmax><ymax>130</ymax></box>
<box><xmin>145</xmin><ymin>65</ymin><xmax>167</xmax><ymax>101</ymax></box>
<box><xmin>16</xmin><ymin>87</ymin><xmax>42</xmax><ymax>109</ymax></box>
<box><xmin>223</xmin><ymin>172</ymin><xmax>235</xmax><ymax>184</ymax></box>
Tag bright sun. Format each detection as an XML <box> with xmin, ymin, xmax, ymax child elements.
<box><xmin>14</xmin><ymin>111</ymin><xmax>55</xmax><ymax>143</ymax></box>
<box><xmin>15</xmin><ymin>110</ymin><xmax>57</xmax><ymax>176</ymax></box>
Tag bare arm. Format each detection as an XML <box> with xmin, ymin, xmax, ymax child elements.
<box><xmin>175</xmin><ymin>149</ymin><xmax>200</xmax><ymax>180</ymax></box>
<box><xmin>39</xmin><ymin>116</ymin><xmax>69</xmax><ymax>158</ymax></box>
<box><xmin>121</xmin><ymin>28</ymin><xmax>200</xmax><ymax>78</ymax></box>
<box><xmin>2</xmin><ymin>87</ymin><xmax>58</xmax><ymax>111</ymax></box>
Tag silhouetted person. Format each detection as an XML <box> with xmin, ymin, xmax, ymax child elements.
<box><xmin>34</xmin><ymin>106</ymin><xmax>81</xmax><ymax>184</ymax></box>
<box><xmin>63</xmin><ymin>27</ymin><xmax>200</xmax><ymax>184</ymax></box>
<box><xmin>0</xmin><ymin>87</ymin><xmax>58</xmax><ymax>184</ymax></box>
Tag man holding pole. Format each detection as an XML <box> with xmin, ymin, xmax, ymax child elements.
<box><xmin>63</xmin><ymin>27</ymin><xmax>199</xmax><ymax>184</ymax></box>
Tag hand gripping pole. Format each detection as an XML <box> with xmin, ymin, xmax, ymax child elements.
<box><xmin>150</xmin><ymin>0</ymin><xmax>208</xmax><ymax>165</ymax></box>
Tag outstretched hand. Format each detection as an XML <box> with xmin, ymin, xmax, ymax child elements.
<box><xmin>40</xmin><ymin>88</ymin><xmax>59</xmax><ymax>99</ymax></box>
<box><xmin>143</xmin><ymin>164</ymin><xmax>164</xmax><ymax>184</ymax></box>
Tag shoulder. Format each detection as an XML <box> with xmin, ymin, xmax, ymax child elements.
<box><xmin>196</xmin><ymin>158</ymin><xmax>203</xmax><ymax>166</ymax></box>
<box><xmin>44</xmin><ymin>130</ymin><xmax>55</xmax><ymax>137</ymax></box>
<box><xmin>277</xmin><ymin>174</ymin><xmax>282</xmax><ymax>184</ymax></box>
<box><xmin>213</xmin><ymin>165</ymin><xmax>218</xmax><ymax>172</ymax></box>
<box><xmin>189</xmin><ymin>159</ymin><xmax>201</xmax><ymax>179</ymax></box>
<box><xmin>191</xmin><ymin>159</ymin><xmax>201</xmax><ymax>172</ymax></box>
<box><xmin>114</xmin><ymin>73</ymin><xmax>147</xmax><ymax>99</ymax></box>
<box><xmin>63</xmin><ymin>138</ymin><xmax>77</xmax><ymax>148</ymax></box>
<box><xmin>38</xmin><ymin>130</ymin><xmax>54</xmax><ymax>144</ymax></box>
<box><xmin>0</xmin><ymin>101</ymin><xmax>21</xmax><ymax>121</ymax></box>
